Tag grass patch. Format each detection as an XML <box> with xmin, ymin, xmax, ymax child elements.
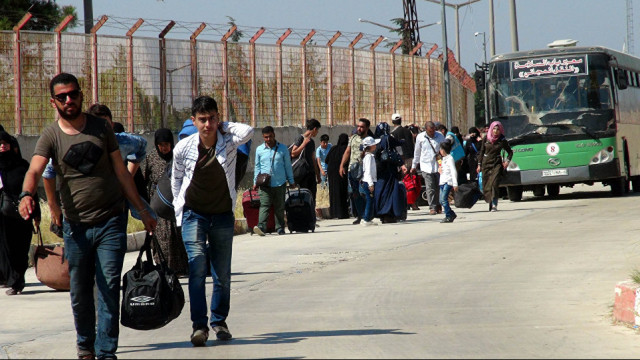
<box><xmin>33</xmin><ymin>200</ymin><xmax>146</xmax><ymax>246</ymax></box>
<box><xmin>631</xmin><ymin>269</ymin><xmax>640</xmax><ymax>285</ymax></box>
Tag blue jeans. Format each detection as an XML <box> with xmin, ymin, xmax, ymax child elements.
<box><xmin>63</xmin><ymin>212</ymin><xmax>128</xmax><ymax>359</ymax></box>
<box><xmin>359</xmin><ymin>182</ymin><xmax>375</xmax><ymax>221</ymax></box>
<box><xmin>348</xmin><ymin>172</ymin><xmax>365</xmax><ymax>218</ymax></box>
<box><xmin>439</xmin><ymin>184</ymin><xmax>455</xmax><ymax>218</ymax></box>
<box><xmin>181</xmin><ymin>208</ymin><xmax>235</xmax><ymax>330</ymax></box>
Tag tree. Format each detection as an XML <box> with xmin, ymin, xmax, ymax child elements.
<box><xmin>474</xmin><ymin>90</ymin><xmax>486</xmax><ymax>127</ymax></box>
<box><xmin>0</xmin><ymin>0</ymin><xmax>77</xmax><ymax>31</ymax></box>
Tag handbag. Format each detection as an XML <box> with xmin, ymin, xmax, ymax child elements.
<box><xmin>34</xmin><ymin>225</ymin><xmax>71</xmax><ymax>291</ymax></box>
<box><xmin>121</xmin><ymin>232</ymin><xmax>185</xmax><ymax>331</ymax></box>
<box><xmin>0</xmin><ymin>190</ymin><xmax>21</xmax><ymax>219</ymax></box>
<box><xmin>255</xmin><ymin>144</ymin><xmax>279</xmax><ymax>187</ymax></box>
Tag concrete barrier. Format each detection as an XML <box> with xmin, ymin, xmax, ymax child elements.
<box><xmin>613</xmin><ymin>280</ymin><xmax>640</xmax><ymax>326</ymax></box>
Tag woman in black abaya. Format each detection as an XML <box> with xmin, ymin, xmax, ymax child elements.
<box><xmin>0</xmin><ymin>131</ymin><xmax>39</xmax><ymax>295</ymax></box>
<box><xmin>325</xmin><ymin>133</ymin><xmax>350</xmax><ymax>219</ymax></box>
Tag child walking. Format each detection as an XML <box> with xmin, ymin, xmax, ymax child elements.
<box><xmin>439</xmin><ymin>141</ymin><xmax>458</xmax><ymax>223</ymax></box>
<box><xmin>360</xmin><ymin>136</ymin><xmax>380</xmax><ymax>226</ymax></box>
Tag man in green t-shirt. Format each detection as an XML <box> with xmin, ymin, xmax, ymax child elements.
<box><xmin>18</xmin><ymin>73</ymin><xmax>156</xmax><ymax>360</ymax></box>
<box><xmin>339</xmin><ymin>118</ymin><xmax>371</xmax><ymax>224</ymax></box>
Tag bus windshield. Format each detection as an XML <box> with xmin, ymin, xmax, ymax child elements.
<box><xmin>488</xmin><ymin>53</ymin><xmax>615</xmax><ymax>141</ymax></box>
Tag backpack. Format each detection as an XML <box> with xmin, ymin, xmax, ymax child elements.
<box><xmin>121</xmin><ymin>233</ymin><xmax>185</xmax><ymax>331</ymax></box>
<box><xmin>289</xmin><ymin>138</ymin><xmax>311</xmax><ymax>184</ymax></box>
<box><xmin>377</xmin><ymin>136</ymin><xmax>403</xmax><ymax>167</ymax></box>
<box><xmin>150</xmin><ymin>162</ymin><xmax>174</xmax><ymax>220</ymax></box>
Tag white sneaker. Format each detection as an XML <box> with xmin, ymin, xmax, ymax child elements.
<box><xmin>490</xmin><ymin>206</ymin><xmax>498</xmax><ymax>212</ymax></box>
<box><xmin>253</xmin><ymin>226</ymin><xmax>265</xmax><ymax>236</ymax></box>
<box><xmin>361</xmin><ymin>220</ymin><xmax>378</xmax><ymax>226</ymax></box>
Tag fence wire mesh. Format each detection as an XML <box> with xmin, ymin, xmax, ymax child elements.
<box><xmin>1</xmin><ymin>28</ymin><xmax>475</xmax><ymax>135</ymax></box>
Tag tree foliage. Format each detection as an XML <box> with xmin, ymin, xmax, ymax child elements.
<box><xmin>0</xmin><ymin>0</ymin><xmax>77</xmax><ymax>31</ymax></box>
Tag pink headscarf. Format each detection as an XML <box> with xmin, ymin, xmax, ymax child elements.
<box><xmin>487</xmin><ymin>121</ymin><xmax>504</xmax><ymax>144</ymax></box>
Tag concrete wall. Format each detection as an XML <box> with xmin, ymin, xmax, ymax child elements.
<box><xmin>16</xmin><ymin>124</ymin><xmax>355</xmax><ymax>198</ymax></box>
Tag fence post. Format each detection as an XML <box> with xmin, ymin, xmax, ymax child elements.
<box><xmin>300</xmin><ymin>30</ymin><xmax>316</xmax><ymax>125</ymax></box>
<box><xmin>158</xmin><ymin>21</ymin><xmax>175</xmax><ymax>128</ymax></box>
<box><xmin>126</xmin><ymin>19</ymin><xmax>144</xmax><ymax>133</ymax></box>
<box><xmin>370</xmin><ymin>36</ymin><xmax>384</xmax><ymax>124</ymax></box>
<box><xmin>389</xmin><ymin>40</ymin><xmax>403</xmax><ymax>116</ymax></box>
<box><xmin>90</xmin><ymin>15</ymin><xmax>108</xmax><ymax>105</ymax></box>
<box><xmin>276</xmin><ymin>29</ymin><xmax>291</xmax><ymax>127</ymax></box>
<box><xmin>221</xmin><ymin>25</ymin><xmax>237</xmax><ymax>124</ymax></box>
<box><xmin>425</xmin><ymin>44</ymin><xmax>438</xmax><ymax>124</ymax></box>
<box><xmin>13</xmin><ymin>12</ymin><xmax>32</xmax><ymax>135</ymax></box>
<box><xmin>190</xmin><ymin>23</ymin><xmax>206</xmax><ymax>102</ymax></box>
<box><xmin>326</xmin><ymin>32</ymin><xmax>341</xmax><ymax>127</ymax></box>
<box><xmin>349</xmin><ymin>33</ymin><xmax>363</xmax><ymax>126</ymax></box>
<box><xmin>409</xmin><ymin>42</ymin><xmax>423</xmax><ymax>125</ymax></box>
<box><xmin>54</xmin><ymin>15</ymin><xmax>74</xmax><ymax>75</ymax></box>
<box><xmin>249</xmin><ymin>28</ymin><xmax>265</xmax><ymax>128</ymax></box>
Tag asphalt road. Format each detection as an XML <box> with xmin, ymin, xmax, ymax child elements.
<box><xmin>2</xmin><ymin>184</ymin><xmax>640</xmax><ymax>359</ymax></box>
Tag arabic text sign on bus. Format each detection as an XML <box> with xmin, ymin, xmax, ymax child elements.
<box><xmin>510</xmin><ymin>55</ymin><xmax>588</xmax><ymax>81</ymax></box>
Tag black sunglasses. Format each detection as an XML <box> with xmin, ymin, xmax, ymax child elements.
<box><xmin>53</xmin><ymin>89</ymin><xmax>81</xmax><ymax>102</ymax></box>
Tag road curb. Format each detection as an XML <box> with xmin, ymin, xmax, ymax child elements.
<box><xmin>613</xmin><ymin>280</ymin><xmax>640</xmax><ymax>326</ymax></box>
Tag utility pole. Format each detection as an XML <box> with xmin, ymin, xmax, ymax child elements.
<box><xmin>424</xmin><ymin>0</ymin><xmax>481</xmax><ymax>64</ymax></box>
<box><xmin>475</xmin><ymin>31</ymin><xmax>489</xmax><ymax>125</ymax></box>
<box><xmin>83</xmin><ymin>0</ymin><xmax>93</xmax><ymax>34</ymax></box>
<box><xmin>627</xmin><ymin>0</ymin><xmax>634</xmax><ymax>55</ymax></box>
<box><xmin>489</xmin><ymin>0</ymin><xmax>495</xmax><ymax>56</ymax></box>
<box><xmin>509</xmin><ymin>0</ymin><xmax>519</xmax><ymax>52</ymax></box>
<box><xmin>440</xmin><ymin>0</ymin><xmax>453</xmax><ymax>129</ymax></box>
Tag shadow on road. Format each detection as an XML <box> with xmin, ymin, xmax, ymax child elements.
<box><xmin>117</xmin><ymin>328</ymin><xmax>414</xmax><ymax>354</ymax></box>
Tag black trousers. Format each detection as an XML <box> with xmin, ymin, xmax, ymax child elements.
<box><xmin>298</xmin><ymin>172</ymin><xmax>318</xmax><ymax>204</ymax></box>
<box><xmin>2</xmin><ymin>216</ymin><xmax>33</xmax><ymax>291</ymax></box>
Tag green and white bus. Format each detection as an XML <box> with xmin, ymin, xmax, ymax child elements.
<box><xmin>482</xmin><ymin>45</ymin><xmax>640</xmax><ymax>200</ymax></box>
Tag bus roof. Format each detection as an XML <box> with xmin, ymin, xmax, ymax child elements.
<box><xmin>490</xmin><ymin>46</ymin><xmax>640</xmax><ymax>71</ymax></box>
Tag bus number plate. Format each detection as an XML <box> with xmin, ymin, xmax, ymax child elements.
<box><xmin>542</xmin><ymin>169</ymin><xmax>568</xmax><ymax>177</ymax></box>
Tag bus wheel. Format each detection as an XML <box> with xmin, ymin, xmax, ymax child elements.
<box><xmin>532</xmin><ymin>185</ymin><xmax>545</xmax><ymax>197</ymax></box>
<box><xmin>610</xmin><ymin>177</ymin><xmax>626</xmax><ymax>196</ymax></box>
<box><xmin>507</xmin><ymin>186</ymin><xmax>523</xmax><ymax>202</ymax></box>
<box><xmin>547</xmin><ymin>184</ymin><xmax>560</xmax><ymax>197</ymax></box>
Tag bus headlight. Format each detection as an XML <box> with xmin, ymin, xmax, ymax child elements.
<box><xmin>506</xmin><ymin>160</ymin><xmax>520</xmax><ymax>171</ymax></box>
<box><xmin>589</xmin><ymin>146</ymin><xmax>615</xmax><ymax>165</ymax></box>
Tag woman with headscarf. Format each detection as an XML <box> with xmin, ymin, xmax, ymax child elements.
<box><xmin>476</xmin><ymin>121</ymin><xmax>513</xmax><ymax>212</ymax></box>
<box><xmin>0</xmin><ymin>131</ymin><xmax>40</xmax><ymax>295</ymax></box>
<box><xmin>373</xmin><ymin>122</ymin><xmax>407</xmax><ymax>223</ymax></box>
<box><xmin>325</xmin><ymin>133</ymin><xmax>350</xmax><ymax>219</ymax></box>
<box><xmin>140</xmin><ymin>128</ymin><xmax>188</xmax><ymax>276</ymax></box>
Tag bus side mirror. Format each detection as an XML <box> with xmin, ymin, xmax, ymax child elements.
<box><xmin>474</xmin><ymin>70</ymin><xmax>486</xmax><ymax>91</ymax></box>
<box><xmin>616</xmin><ymin>69</ymin><xmax>628</xmax><ymax>90</ymax></box>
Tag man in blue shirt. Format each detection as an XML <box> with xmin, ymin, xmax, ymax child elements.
<box><xmin>252</xmin><ymin>126</ymin><xmax>295</xmax><ymax>236</ymax></box>
<box><xmin>315</xmin><ymin>134</ymin><xmax>331</xmax><ymax>187</ymax></box>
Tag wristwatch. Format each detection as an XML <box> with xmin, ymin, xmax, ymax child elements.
<box><xmin>18</xmin><ymin>191</ymin><xmax>33</xmax><ymax>201</ymax></box>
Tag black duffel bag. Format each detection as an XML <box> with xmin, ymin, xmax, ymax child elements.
<box><xmin>454</xmin><ymin>182</ymin><xmax>483</xmax><ymax>209</ymax></box>
<box><xmin>121</xmin><ymin>233</ymin><xmax>184</xmax><ymax>331</ymax></box>
<box><xmin>150</xmin><ymin>162</ymin><xmax>175</xmax><ymax>220</ymax></box>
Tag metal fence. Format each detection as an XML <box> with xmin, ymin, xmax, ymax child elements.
<box><xmin>0</xmin><ymin>26</ymin><xmax>476</xmax><ymax>136</ymax></box>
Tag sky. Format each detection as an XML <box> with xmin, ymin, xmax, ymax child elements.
<box><xmin>53</xmin><ymin>0</ymin><xmax>631</xmax><ymax>73</ymax></box>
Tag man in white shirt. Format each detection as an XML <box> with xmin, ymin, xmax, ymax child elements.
<box><xmin>410</xmin><ymin>121</ymin><xmax>445</xmax><ymax>215</ymax></box>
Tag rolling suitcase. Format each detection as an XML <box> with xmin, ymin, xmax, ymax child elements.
<box><xmin>242</xmin><ymin>189</ymin><xmax>276</xmax><ymax>234</ymax></box>
<box><xmin>285</xmin><ymin>187</ymin><xmax>316</xmax><ymax>233</ymax></box>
